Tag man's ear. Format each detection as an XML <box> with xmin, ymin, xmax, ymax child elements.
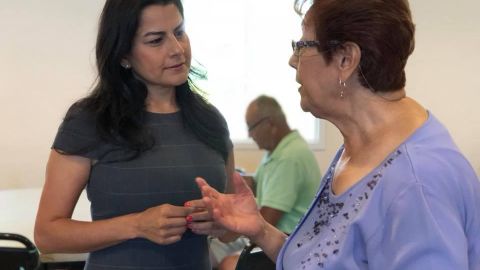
<box><xmin>335</xmin><ymin>41</ymin><xmax>361</xmax><ymax>79</ymax></box>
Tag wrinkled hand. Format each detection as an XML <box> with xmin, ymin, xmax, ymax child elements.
<box><xmin>184</xmin><ymin>199</ymin><xmax>226</xmax><ymax>237</ymax></box>
<box><xmin>195</xmin><ymin>172</ymin><xmax>264</xmax><ymax>238</ymax></box>
<box><xmin>135</xmin><ymin>204</ymin><xmax>193</xmax><ymax>245</ymax></box>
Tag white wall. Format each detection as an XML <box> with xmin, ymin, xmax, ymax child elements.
<box><xmin>229</xmin><ymin>0</ymin><xmax>480</xmax><ymax>176</ymax></box>
<box><xmin>0</xmin><ymin>1</ymin><xmax>103</xmax><ymax>188</ymax></box>
<box><xmin>1</xmin><ymin>1</ymin><xmax>479</xmax><ymax>189</ymax></box>
<box><xmin>407</xmin><ymin>0</ymin><xmax>480</xmax><ymax>174</ymax></box>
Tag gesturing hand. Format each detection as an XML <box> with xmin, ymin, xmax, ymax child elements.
<box><xmin>183</xmin><ymin>199</ymin><xmax>226</xmax><ymax>237</ymax></box>
<box><xmin>135</xmin><ymin>204</ymin><xmax>193</xmax><ymax>245</ymax></box>
<box><xmin>195</xmin><ymin>172</ymin><xmax>265</xmax><ymax>239</ymax></box>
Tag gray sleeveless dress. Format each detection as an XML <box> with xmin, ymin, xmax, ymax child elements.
<box><xmin>53</xmin><ymin>108</ymin><xmax>231</xmax><ymax>270</ymax></box>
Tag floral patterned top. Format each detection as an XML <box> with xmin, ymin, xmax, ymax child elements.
<box><xmin>278</xmin><ymin>113</ymin><xmax>480</xmax><ymax>270</ymax></box>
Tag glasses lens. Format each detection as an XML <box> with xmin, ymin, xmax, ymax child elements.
<box><xmin>291</xmin><ymin>40</ymin><xmax>296</xmax><ymax>54</ymax></box>
<box><xmin>248</xmin><ymin>117</ymin><xmax>268</xmax><ymax>132</ymax></box>
<box><xmin>291</xmin><ymin>40</ymin><xmax>325</xmax><ymax>57</ymax></box>
<box><xmin>292</xmin><ymin>40</ymin><xmax>300</xmax><ymax>56</ymax></box>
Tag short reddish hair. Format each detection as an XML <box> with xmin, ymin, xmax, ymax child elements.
<box><xmin>298</xmin><ymin>0</ymin><xmax>415</xmax><ymax>92</ymax></box>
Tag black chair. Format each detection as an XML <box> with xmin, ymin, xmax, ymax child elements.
<box><xmin>0</xmin><ymin>233</ymin><xmax>41</xmax><ymax>270</ymax></box>
<box><xmin>235</xmin><ymin>243</ymin><xmax>275</xmax><ymax>270</ymax></box>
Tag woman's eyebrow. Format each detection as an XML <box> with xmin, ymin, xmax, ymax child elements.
<box><xmin>143</xmin><ymin>21</ymin><xmax>184</xmax><ymax>38</ymax></box>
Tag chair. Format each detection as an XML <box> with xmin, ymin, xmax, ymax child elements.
<box><xmin>235</xmin><ymin>243</ymin><xmax>275</xmax><ymax>270</ymax></box>
<box><xmin>0</xmin><ymin>233</ymin><xmax>41</xmax><ymax>270</ymax></box>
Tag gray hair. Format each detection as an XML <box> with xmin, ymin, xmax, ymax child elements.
<box><xmin>252</xmin><ymin>95</ymin><xmax>286</xmax><ymax>123</ymax></box>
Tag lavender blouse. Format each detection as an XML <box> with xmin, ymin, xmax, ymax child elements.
<box><xmin>279</xmin><ymin>113</ymin><xmax>480</xmax><ymax>270</ymax></box>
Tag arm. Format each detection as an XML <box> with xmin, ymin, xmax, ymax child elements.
<box><xmin>195</xmin><ymin>173</ymin><xmax>287</xmax><ymax>261</ymax></box>
<box><xmin>34</xmin><ymin>150</ymin><xmax>193</xmax><ymax>253</ymax></box>
<box><xmin>368</xmin><ymin>182</ymin><xmax>470</xmax><ymax>270</ymax></box>
<box><xmin>249</xmin><ymin>220</ymin><xmax>287</xmax><ymax>262</ymax></box>
<box><xmin>218</xmin><ymin>171</ymin><xmax>257</xmax><ymax>243</ymax></box>
<box><xmin>216</xmin><ymin>206</ymin><xmax>284</xmax><ymax>243</ymax></box>
<box><xmin>260</xmin><ymin>207</ymin><xmax>284</xmax><ymax>228</ymax></box>
<box><xmin>242</xmin><ymin>175</ymin><xmax>255</xmax><ymax>194</ymax></box>
<box><xmin>219</xmin><ymin>167</ymin><xmax>285</xmax><ymax>242</ymax></box>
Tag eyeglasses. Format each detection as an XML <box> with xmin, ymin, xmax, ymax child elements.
<box><xmin>247</xmin><ymin>116</ymin><xmax>269</xmax><ymax>132</ymax></box>
<box><xmin>291</xmin><ymin>40</ymin><xmax>321</xmax><ymax>56</ymax></box>
<box><xmin>291</xmin><ymin>39</ymin><xmax>341</xmax><ymax>56</ymax></box>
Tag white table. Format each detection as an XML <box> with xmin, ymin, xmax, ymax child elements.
<box><xmin>0</xmin><ymin>188</ymin><xmax>90</xmax><ymax>263</ymax></box>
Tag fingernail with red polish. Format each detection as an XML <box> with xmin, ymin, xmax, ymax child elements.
<box><xmin>186</xmin><ymin>215</ymin><xmax>193</xmax><ymax>223</ymax></box>
<box><xmin>184</xmin><ymin>202</ymin><xmax>191</xmax><ymax>207</ymax></box>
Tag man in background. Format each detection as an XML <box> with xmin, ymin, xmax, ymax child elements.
<box><xmin>211</xmin><ymin>95</ymin><xmax>322</xmax><ymax>269</ymax></box>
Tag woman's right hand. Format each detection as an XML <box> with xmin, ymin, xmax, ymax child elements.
<box><xmin>195</xmin><ymin>172</ymin><xmax>266</xmax><ymax>239</ymax></box>
<box><xmin>135</xmin><ymin>204</ymin><xmax>194</xmax><ymax>245</ymax></box>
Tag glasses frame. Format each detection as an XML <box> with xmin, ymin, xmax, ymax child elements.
<box><xmin>291</xmin><ymin>39</ymin><xmax>342</xmax><ymax>56</ymax></box>
<box><xmin>291</xmin><ymin>40</ymin><xmax>321</xmax><ymax>56</ymax></box>
<box><xmin>247</xmin><ymin>116</ymin><xmax>270</xmax><ymax>132</ymax></box>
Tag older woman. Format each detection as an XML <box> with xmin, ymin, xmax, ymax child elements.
<box><xmin>196</xmin><ymin>0</ymin><xmax>480</xmax><ymax>269</ymax></box>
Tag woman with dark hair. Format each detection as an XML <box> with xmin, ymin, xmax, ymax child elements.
<box><xmin>196</xmin><ymin>0</ymin><xmax>480</xmax><ymax>269</ymax></box>
<box><xmin>34</xmin><ymin>0</ymin><xmax>233</xmax><ymax>269</ymax></box>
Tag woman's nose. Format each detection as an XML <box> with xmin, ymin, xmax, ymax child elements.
<box><xmin>168</xmin><ymin>36</ymin><xmax>185</xmax><ymax>56</ymax></box>
<box><xmin>288</xmin><ymin>53</ymin><xmax>298</xmax><ymax>69</ymax></box>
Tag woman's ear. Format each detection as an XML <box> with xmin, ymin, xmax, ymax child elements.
<box><xmin>120</xmin><ymin>59</ymin><xmax>131</xmax><ymax>69</ymax></box>
<box><xmin>335</xmin><ymin>41</ymin><xmax>361</xmax><ymax>79</ymax></box>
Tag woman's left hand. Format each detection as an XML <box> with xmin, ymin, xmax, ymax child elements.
<box><xmin>183</xmin><ymin>199</ymin><xmax>226</xmax><ymax>237</ymax></box>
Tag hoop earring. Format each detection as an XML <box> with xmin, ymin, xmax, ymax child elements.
<box><xmin>121</xmin><ymin>63</ymin><xmax>131</xmax><ymax>69</ymax></box>
<box><xmin>339</xmin><ymin>79</ymin><xmax>347</xmax><ymax>98</ymax></box>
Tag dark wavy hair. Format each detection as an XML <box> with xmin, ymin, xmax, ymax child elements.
<box><xmin>294</xmin><ymin>0</ymin><xmax>415</xmax><ymax>92</ymax></box>
<box><xmin>68</xmin><ymin>0</ymin><xmax>230</xmax><ymax>162</ymax></box>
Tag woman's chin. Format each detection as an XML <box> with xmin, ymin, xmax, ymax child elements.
<box><xmin>300</xmin><ymin>99</ymin><xmax>311</xmax><ymax>113</ymax></box>
<box><xmin>166</xmin><ymin>76</ymin><xmax>189</xmax><ymax>88</ymax></box>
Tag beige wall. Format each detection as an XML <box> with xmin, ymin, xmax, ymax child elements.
<box><xmin>1</xmin><ymin>1</ymin><xmax>479</xmax><ymax>189</ymax></box>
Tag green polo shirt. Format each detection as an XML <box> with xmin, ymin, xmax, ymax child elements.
<box><xmin>255</xmin><ymin>130</ymin><xmax>321</xmax><ymax>233</ymax></box>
